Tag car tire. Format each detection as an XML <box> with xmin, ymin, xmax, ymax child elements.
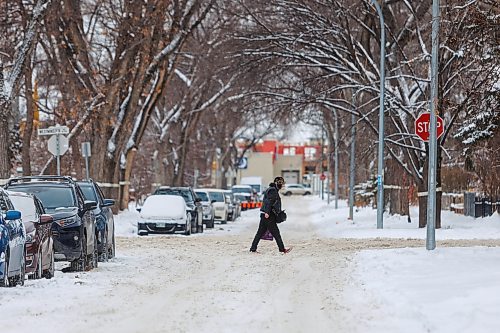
<box><xmin>184</xmin><ymin>214</ymin><xmax>192</xmax><ymax>236</ymax></box>
<box><xmin>0</xmin><ymin>250</ymin><xmax>10</xmax><ymax>287</ymax></box>
<box><xmin>304</xmin><ymin>191</ymin><xmax>311</xmax><ymax>195</ymax></box>
<box><xmin>207</xmin><ymin>217</ymin><xmax>215</xmax><ymax>229</ymax></box>
<box><xmin>15</xmin><ymin>255</ymin><xmax>25</xmax><ymax>286</ymax></box>
<box><xmin>285</xmin><ymin>191</ymin><xmax>292</xmax><ymax>196</ymax></box>
<box><xmin>198</xmin><ymin>223</ymin><xmax>203</xmax><ymax>233</ymax></box>
<box><xmin>91</xmin><ymin>235</ymin><xmax>99</xmax><ymax>269</ymax></box>
<box><xmin>99</xmin><ymin>230</ymin><xmax>109</xmax><ymax>262</ymax></box>
<box><xmin>110</xmin><ymin>230</ymin><xmax>116</xmax><ymax>259</ymax></box>
<box><xmin>43</xmin><ymin>248</ymin><xmax>55</xmax><ymax>279</ymax></box>
<box><xmin>34</xmin><ymin>251</ymin><xmax>43</xmax><ymax>279</ymax></box>
<box><xmin>71</xmin><ymin>234</ymin><xmax>87</xmax><ymax>272</ymax></box>
<box><xmin>221</xmin><ymin>213</ymin><xmax>228</xmax><ymax>225</ymax></box>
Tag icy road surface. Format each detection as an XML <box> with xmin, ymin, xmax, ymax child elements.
<box><xmin>1</xmin><ymin>196</ymin><xmax>499</xmax><ymax>333</ymax></box>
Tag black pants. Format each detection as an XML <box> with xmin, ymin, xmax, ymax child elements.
<box><xmin>250</xmin><ymin>214</ymin><xmax>285</xmax><ymax>252</ymax></box>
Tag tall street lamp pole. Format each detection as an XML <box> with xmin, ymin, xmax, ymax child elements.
<box><xmin>426</xmin><ymin>0</ymin><xmax>441</xmax><ymax>250</ymax></box>
<box><xmin>372</xmin><ymin>0</ymin><xmax>386</xmax><ymax>229</ymax></box>
<box><xmin>349</xmin><ymin>98</ymin><xmax>356</xmax><ymax>221</ymax></box>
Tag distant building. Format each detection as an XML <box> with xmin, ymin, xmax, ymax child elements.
<box><xmin>237</xmin><ymin>139</ymin><xmax>328</xmax><ymax>187</ymax></box>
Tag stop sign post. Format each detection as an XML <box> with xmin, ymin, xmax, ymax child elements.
<box><xmin>415</xmin><ymin>113</ymin><xmax>444</xmax><ymax>141</ymax></box>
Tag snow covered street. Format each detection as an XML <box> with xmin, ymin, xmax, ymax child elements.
<box><xmin>1</xmin><ymin>196</ymin><xmax>499</xmax><ymax>333</ymax></box>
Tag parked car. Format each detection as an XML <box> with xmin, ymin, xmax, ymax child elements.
<box><xmin>0</xmin><ymin>189</ymin><xmax>25</xmax><ymax>287</ymax></box>
<box><xmin>205</xmin><ymin>189</ymin><xmax>229</xmax><ymax>224</ymax></box>
<box><xmin>5</xmin><ymin>176</ymin><xmax>98</xmax><ymax>272</ymax></box>
<box><xmin>231</xmin><ymin>185</ymin><xmax>255</xmax><ymax>202</ymax></box>
<box><xmin>153</xmin><ymin>186</ymin><xmax>203</xmax><ymax>233</ymax></box>
<box><xmin>223</xmin><ymin>190</ymin><xmax>240</xmax><ymax>221</ymax></box>
<box><xmin>282</xmin><ymin>184</ymin><xmax>312</xmax><ymax>196</ymax></box>
<box><xmin>137</xmin><ymin>195</ymin><xmax>190</xmax><ymax>235</ymax></box>
<box><xmin>194</xmin><ymin>189</ymin><xmax>215</xmax><ymax>229</ymax></box>
<box><xmin>8</xmin><ymin>191</ymin><xmax>55</xmax><ymax>280</ymax></box>
<box><xmin>233</xmin><ymin>193</ymin><xmax>250</xmax><ymax>211</ymax></box>
<box><xmin>77</xmin><ymin>180</ymin><xmax>116</xmax><ymax>261</ymax></box>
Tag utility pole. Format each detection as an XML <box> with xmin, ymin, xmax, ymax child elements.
<box><xmin>372</xmin><ymin>0</ymin><xmax>386</xmax><ymax>229</ymax></box>
<box><xmin>426</xmin><ymin>0</ymin><xmax>441</xmax><ymax>251</ymax></box>
<box><xmin>334</xmin><ymin>110</ymin><xmax>339</xmax><ymax>209</ymax></box>
<box><xmin>349</xmin><ymin>111</ymin><xmax>356</xmax><ymax>220</ymax></box>
<box><xmin>321</xmin><ymin>124</ymin><xmax>325</xmax><ymax>200</ymax></box>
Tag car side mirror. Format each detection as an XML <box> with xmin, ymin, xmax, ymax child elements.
<box><xmin>102</xmin><ymin>199</ymin><xmax>115</xmax><ymax>207</ymax></box>
<box><xmin>83</xmin><ymin>200</ymin><xmax>97</xmax><ymax>211</ymax></box>
<box><xmin>211</xmin><ymin>200</ymin><xmax>216</xmax><ymax>204</ymax></box>
<box><xmin>39</xmin><ymin>214</ymin><xmax>53</xmax><ymax>225</ymax></box>
<box><xmin>5</xmin><ymin>210</ymin><xmax>21</xmax><ymax>220</ymax></box>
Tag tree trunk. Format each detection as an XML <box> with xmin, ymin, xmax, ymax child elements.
<box><xmin>120</xmin><ymin>148</ymin><xmax>137</xmax><ymax>210</ymax></box>
<box><xmin>0</xmin><ymin>103</ymin><xmax>11</xmax><ymax>179</ymax></box>
<box><xmin>22</xmin><ymin>72</ymin><xmax>34</xmax><ymax>176</ymax></box>
<box><xmin>417</xmin><ymin>181</ymin><xmax>427</xmax><ymax>228</ymax></box>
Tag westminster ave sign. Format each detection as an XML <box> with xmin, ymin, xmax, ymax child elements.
<box><xmin>38</xmin><ymin>125</ymin><xmax>70</xmax><ymax>136</ymax></box>
<box><xmin>415</xmin><ymin>113</ymin><xmax>444</xmax><ymax>141</ymax></box>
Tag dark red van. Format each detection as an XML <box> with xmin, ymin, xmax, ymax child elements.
<box><xmin>7</xmin><ymin>191</ymin><xmax>55</xmax><ymax>279</ymax></box>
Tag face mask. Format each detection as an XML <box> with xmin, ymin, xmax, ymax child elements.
<box><xmin>276</xmin><ymin>180</ymin><xmax>284</xmax><ymax>189</ymax></box>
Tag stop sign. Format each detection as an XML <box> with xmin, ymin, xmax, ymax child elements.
<box><xmin>320</xmin><ymin>174</ymin><xmax>326</xmax><ymax>181</ymax></box>
<box><xmin>47</xmin><ymin>135</ymin><xmax>69</xmax><ymax>156</ymax></box>
<box><xmin>415</xmin><ymin>113</ymin><xmax>444</xmax><ymax>141</ymax></box>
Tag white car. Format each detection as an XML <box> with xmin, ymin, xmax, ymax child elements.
<box><xmin>205</xmin><ymin>189</ymin><xmax>229</xmax><ymax>224</ymax></box>
<box><xmin>231</xmin><ymin>185</ymin><xmax>255</xmax><ymax>202</ymax></box>
<box><xmin>194</xmin><ymin>189</ymin><xmax>215</xmax><ymax>229</ymax></box>
<box><xmin>137</xmin><ymin>195</ymin><xmax>191</xmax><ymax>236</ymax></box>
<box><xmin>282</xmin><ymin>184</ymin><xmax>312</xmax><ymax>196</ymax></box>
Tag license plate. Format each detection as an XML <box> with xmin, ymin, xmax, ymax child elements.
<box><xmin>156</xmin><ymin>222</ymin><xmax>166</xmax><ymax>227</ymax></box>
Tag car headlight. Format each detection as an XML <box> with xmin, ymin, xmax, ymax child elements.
<box><xmin>203</xmin><ymin>206</ymin><xmax>211</xmax><ymax>214</ymax></box>
<box><xmin>55</xmin><ymin>216</ymin><xmax>79</xmax><ymax>228</ymax></box>
<box><xmin>26</xmin><ymin>229</ymin><xmax>36</xmax><ymax>243</ymax></box>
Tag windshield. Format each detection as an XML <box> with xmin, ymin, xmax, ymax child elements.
<box><xmin>208</xmin><ymin>191</ymin><xmax>224</xmax><ymax>202</ymax></box>
<box><xmin>155</xmin><ymin>188</ymin><xmax>193</xmax><ymax>202</ymax></box>
<box><xmin>195</xmin><ymin>192</ymin><xmax>209</xmax><ymax>202</ymax></box>
<box><xmin>249</xmin><ymin>185</ymin><xmax>260</xmax><ymax>193</ymax></box>
<box><xmin>232</xmin><ymin>187</ymin><xmax>252</xmax><ymax>194</ymax></box>
<box><xmin>234</xmin><ymin>194</ymin><xmax>249</xmax><ymax>202</ymax></box>
<box><xmin>9</xmin><ymin>186</ymin><xmax>76</xmax><ymax>211</ymax></box>
<box><xmin>9</xmin><ymin>196</ymin><xmax>37</xmax><ymax>221</ymax></box>
<box><xmin>78</xmin><ymin>184</ymin><xmax>97</xmax><ymax>201</ymax></box>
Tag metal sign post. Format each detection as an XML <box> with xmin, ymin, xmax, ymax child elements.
<box><xmin>81</xmin><ymin>142</ymin><xmax>91</xmax><ymax>180</ymax></box>
<box><xmin>371</xmin><ymin>0</ymin><xmax>386</xmax><ymax>230</ymax></box>
<box><xmin>426</xmin><ymin>0</ymin><xmax>441</xmax><ymax>251</ymax></box>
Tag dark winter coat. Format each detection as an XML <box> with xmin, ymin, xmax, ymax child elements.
<box><xmin>260</xmin><ymin>183</ymin><xmax>281</xmax><ymax>216</ymax></box>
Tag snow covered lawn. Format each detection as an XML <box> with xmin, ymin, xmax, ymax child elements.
<box><xmin>0</xmin><ymin>195</ymin><xmax>498</xmax><ymax>333</ymax></box>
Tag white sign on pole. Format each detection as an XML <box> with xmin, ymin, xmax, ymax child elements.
<box><xmin>38</xmin><ymin>125</ymin><xmax>70</xmax><ymax>136</ymax></box>
<box><xmin>48</xmin><ymin>135</ymin><xmax>69</xmax><ymax>156</ymax></box>
<box><xmin>81</xmin><ymin>142</ymin><xmax>91</xmax><ymax>157</ymax></box>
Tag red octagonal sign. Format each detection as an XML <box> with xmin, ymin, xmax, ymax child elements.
<box><xmin>415</xmin><ymin>113</ymin><xmax>444</xmax><ymax>141</ymax></box>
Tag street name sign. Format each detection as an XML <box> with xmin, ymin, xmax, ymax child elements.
<box><xmin>38</xmin><ymin>125</ymin><xmax>70</xmax><ymax>136</ymax></box>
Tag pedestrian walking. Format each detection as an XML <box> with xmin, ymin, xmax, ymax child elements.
<box><xmin>250</xmin><ymin>176</ymin><xmax>291</xmax><ymax>253</ymax></box>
